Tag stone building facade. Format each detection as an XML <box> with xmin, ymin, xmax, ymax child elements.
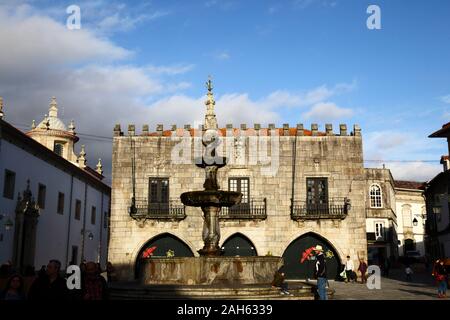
<box><xmin>109</xmin><ymin>85</ymin><xmax>370</xmax><ymax>281</ymax></box>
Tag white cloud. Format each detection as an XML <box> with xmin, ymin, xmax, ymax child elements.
<box><xmin>302</xmin><ymin>102</ymin><xmax>353</xmax><ymax>121</ymax></box>
<box><xmin>146</xmin><ymin>64</ymin><xmax>195</xmax><ymax>75</ymax></box>
<box><xmin>440</xmin><ymin>95</ymin><xmax>450</xmax><ymax>104</ymax></box>
<box><xmin>368</xmin><ymin>131</ymin><xmax>409</xmax><ymax>150</ymax></box>
<box><xmin>216</xmin><ymin>52</ymin><xmax>231</xmax><ymax>60</ymax></box>
<box><xmin>381</xmin><ymin>162</ymin><xmax>441</xmax><ymax>182</ymax></box>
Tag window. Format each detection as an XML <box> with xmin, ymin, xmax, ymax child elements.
<box><xmin>57</xmin><ymin>192</ymin><xmax>65</xmax><ymax>214</ymax></box>
<box><xmin>3</xmin><ymin>169</ymin><xmax>16</xmax><ymax>199</ymax></box>
<box><xmin>71</xmin><ymin>246</ymin><xmax>78</xmax><ymax>265</ymax></box>
<box><xmin>54</xmin><ymin>142</ymin><xmax>64</xmax><ymax>156</ymax></box>
<box><xmin>74</xmin><ymin>199</ymin><xmax>81</xmax><ymax>220</ymax></box>
<box><xmin>370</xmin><ymin>184</ymin><xmax>382</xmax><ymax>208</ymax></box>
<box><xmin>149</xmin><ymin>178</ymin><xmax>169</xmax><ymax>204</ymax></box>
<box><xmin>91</xmin><ymin>206</ymin><xmax>96</xmax><ymax>225</ymax></box>
<box><xmin>402</xmin><ymin>204</ymin><xmax>412</xmax><ymax>228</ymax></box>
<box><xmin>37</xmin><ymin>184</ymin><xmax>46</xmax><ymax>209</ymax></box>
<box><xmin>306</xmin><ymin>178</ymin><xmax>328</xmax><ymax>205</ymax></box>
<box><xmin>375</xmin><ymin>222</ymin><xmax>384</xmax><ymax>240</ymax></box>
<box><xmin>229</xmin><ymin>178</ymin><xmax>250</xmax><ymax>203</ymax></box>
<box><xmin>103</xmin><ymin>211</ymin><xmax>109</xmax><ymax>229</ymax></box>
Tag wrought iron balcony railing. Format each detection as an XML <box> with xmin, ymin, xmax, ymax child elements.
<box><xmin>291</xmin><ymin>197</ymin><xmax>350</xmax><ymax>220</ymax></box>
<box><xmin>129</xmin><ymin>198</ymin><xmax>186</xmax><ymax>220</ymax></box>
<box><xmin>219</xmin><ymin>198</ymin><xmax>267</xmax><ymax>220</ymax></box>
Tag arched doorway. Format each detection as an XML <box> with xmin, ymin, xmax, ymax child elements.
<box><xmin>221</xmin><ymin>233</ymin><xmax>257</xmax><ymax>256</ymax></box>
<box><xmin>282</xmin><ymin>233</ymin><xmax>341</xmax><ymax>280</ymax></box>
<box><xmin>135</xmin><ymin>233</ymin><xmax>194</xmax><ymax>279</ymax></box>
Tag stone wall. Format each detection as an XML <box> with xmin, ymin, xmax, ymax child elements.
<box><xmin>109</xmin><ymin>124</ymin><xmax>368</xmax><ymax>281</ymax></box>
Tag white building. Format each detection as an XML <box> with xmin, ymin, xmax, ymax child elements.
<box><xmin>0</xmin><ymin>97</ymin><xmax>110</xmax><ymax>271</ymax></box>
<box><xmin>394</xmin><ymin>181</ymin><xmax>427</xmax><ymax>257</ymax></box>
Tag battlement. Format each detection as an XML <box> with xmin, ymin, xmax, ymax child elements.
<box><xmin>113</xmin><ymin>123</ymin><xmax>362</xmax><ymax>138</ymax></box>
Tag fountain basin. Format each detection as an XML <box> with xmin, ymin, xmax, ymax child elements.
<box><xmin>138</xmin><ymin>256</ymin><xmax>283</xmax><ymax>285</ymax></box>
<box><xmin>180</xmin><ymin>190</ymin><xmax>242</xmax><ymax>207</ymax></box>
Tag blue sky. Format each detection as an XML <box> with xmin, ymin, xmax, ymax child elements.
<box><xmin>0</xmin><ymin>0</ymin><xmax>449</xmax><ymax>181</ymax></box>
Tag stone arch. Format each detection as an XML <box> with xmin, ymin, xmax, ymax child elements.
<box><xmin>282</xmin><ymin>231</ymin><xmax>342</xmax><ymax>280</ymax></box>
<box><xmin>220</xmin><ymin>232</ymin><xmax>258</xmax><ymax>256</ymax></box>
<box><xmin>133</xmin><ymin>232</ymin><xmax>195</xmax><ymax>279</ymax></box>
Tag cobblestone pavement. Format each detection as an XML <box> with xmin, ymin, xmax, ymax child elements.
<box><xmin>328</xmin><ymin>268</ymin><xmax>444</xmax><ymax>300</ymax></box>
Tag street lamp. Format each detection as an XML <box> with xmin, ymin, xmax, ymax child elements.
<box><xmin>81</xmin><ymin>229</ymin><xmax>94</xmax><ymax>240</ymax></box>
<box><xmin>0</xmin><ymin>214</ymin><xmax>13</xmax><ymax>231</ymax></box>
<box><xmin>412</xmin><ymin>218</ymin><xmax>418</xmax><ymax>226</ymax></box>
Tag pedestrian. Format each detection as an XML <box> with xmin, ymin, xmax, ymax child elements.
<box><xmin>81</xmin><ymin>261</ymin><xmax>109</xmax><ymax>300</ymax></box>
<box><xmin>106</xmin><ymin>261</ymin><xmax>117</xmax><ymax>282</ymax></box>
<box><xmin>433</xmin><ymin>260</ymin><xmax>447</xmax><ymax>298</ymax></box>
<box><xmin>271</xmin><ymin>266</ymin><xmax>290</xmax><ymax>295</ymax></box>
<box><xmin>0</xmin><ymin>274</ymin><xmax>26</xmax><ymax>301</ymax></box>
<box><xmin>345</xmin><ymin>255</ymin><xmax>355</xmax><ymax>283</ymax></box>
<box><xmin>405</xmin><ymin>265</ymin><xmax>413</xmax><ymax>281</ymax></box>
<box><xmin>314</xmin><ymin>245</ymin><xmax>327</xmax><ymax>300</ymax></box>
<box><xmin>358</xmin><ymin>258</ymin><xmax>368</xmax><ymax>284</ymax></box>
<box><xmin>28</xmin><ymin>259</ymin><xmax>68</xmax><ymax>300</ymax></box>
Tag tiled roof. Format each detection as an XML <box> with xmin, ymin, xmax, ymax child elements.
<box><xmin>394</xmin><ymin>180</ymin><xmax>426</xmax><ymax>190</ymax></box>
<box><xmin>429</xmin><ymin>122</ymin><xmax>450</xmax><ymax>138</ymax></box>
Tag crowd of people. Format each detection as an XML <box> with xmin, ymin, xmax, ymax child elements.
<box><xmin>0</xmin><ymin>260</ymin><xmax>116</xmax><ymax>300</ymax></box>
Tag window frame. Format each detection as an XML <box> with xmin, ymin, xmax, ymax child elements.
<box><xmin>91</xmin><ymin>206</ymin><xmax>96</xmax><ymax>225</ymax></box>
<box><xmin>374</xmin><ymin>221</ymin><xmax>385</xmax><ymax>240</ymax></box>
<box><xmin>228</xmin><ymin>177</ymin><xmax>250</xmax><ymax>204</ymax></box>
<box><xmin>3</xmin><ymin>169</ymin><xmax>16</xmax><ymax>200</ymax></box>
<box><xmin>306</xmin><ymin>177</ymin><xmax>328</xmax><ymax>205</ymax></box>
<box><xmin>53</xmin><ymin>141</ymin><xmax>65</xmax><ymax>157</ymax></box>
<box><xmin>369</xmin><ymin>183</ymin><xmax>383</xmax><ymax>209</ymax></box>
<box><xmin>57</xmin><ymin>192</ymin><xmax>65</xmax><ymax>215</ymax></box>
<box><xmin>37</xmin><ymin>183</ymin><xmax>46</xmax><ymax>209</ymax></box>
<box><xmin>148</xmin><ymin>177</ymin><xmax>170</xmax><ymax>204</ymax></box>
<box><xmin>74</xmin><ymin>199</ymin><xmax>82</xmax><ymax>220</ymax></box>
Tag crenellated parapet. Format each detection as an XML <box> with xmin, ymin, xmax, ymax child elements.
<box><xmin>113</xmin><ymin>123</ymin><xmax>362</xmax><ymax>138</ymax></box>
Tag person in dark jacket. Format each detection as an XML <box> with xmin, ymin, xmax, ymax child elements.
<box><xmin>0</xmin><ymin>274</ymin><xmax>26</xmax><ymax>301</ymax></box>
<box><xmin>28</xmin><ymin>259</ymin><xmax>68</xmax><ymax>300</ymax></box>
<box><xmin>271</xmin><ymin>266</ymin><xmax>290</xmax><ymax>295</ymax></box>
<box><xmin>81</xmin><ymin>262</ymin><xmax>108</xmax><ymax>300</ymax></box>
<box><xmin>314</xmin><ymin>245</ymin><xmax>327</xmax><ymax>300</ymax></box>
<box><xmin>433</xmin><ymin>259</ymin><xmax>447</xmax><ymax>298</ymax></box>
<box><xmin>358</xmin><ymin>258</ymin><xmax>368</xmax><ymax>284</ymax></box>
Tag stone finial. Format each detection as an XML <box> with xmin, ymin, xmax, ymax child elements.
<box><xmin>113</xmin><ymin>124</ymin><xmax>122</xmax><ymax>136</ymax></box>
<box><xmin>325</xmin><ymin>124</ymin><xmax>333</xmax><ymax>136</ymax></box>
<box><xmin>240</xmin><ymin>124</ymin><xmax>247</xmax><ymax>130</ymax></box>
<box><xmin>128</xmin><ymin>124</ymin><xmax>135</xmax><ymax>136</ymax></box>
<box><xmin>184</xmin><ymin>124</ymin><xmax>191</xmax><ymax>130</ymax></box>
<box><xmin>31</xmin><ymin>120</ymin><xmax>36</xmax><ymax>130</ymax></box>
<box><xmin>0</xmin><ymin>96</ymin><xmax>4</xmax><ymax>119</ymax></box>
<box><xmin>49</xmin><ymin>96</ymin><xmax>58</xmax><ymax>118</ymax></box>
<box><xmin>204</xmin><ymin>76</ymin><xmax>218</xmax><ymax>130</ymax></box>
<box><xmin>68</xmin><ymin>120</ymin><xmax>75</xmax><ymax>134</ymax></box>
<box><xmin>171</xmin><ymin>124</ymin><xmax>177</xmax><ymax>131</ymax></box>
<box><xmin>353</xmin><ymin>124</ymin><xmax>361</xmax><ymax>136</ymax></box>
<box><xmin>296</xmin><ymin>123</ymin><xmax>304</xmax><ymax>136</ymax></box>
<box><xmin>96</xmin><ymin>158</ymin><xmax>103</xmax><ymax>175</ymax></box>
<box><xmin>339</xmin><ymin>124</ymin><xmax>347</xmax><ymax>136</ymax></box>
<box><xmin>311</xmin><ymin>124</ymin><xmax>318</xmax><ymax>136</ymax></box>
<box><xmin>268</xmin><ymin>123</ymin><xmax>275</xmax><ymax>130</ymax></box>
<box><xmin>254</xmin><ymin>123</ymin><xmax>261</xmax><ymax>130</ymax></box>
<box><xmin>77</xmin><ymin>145</ymin><xmax>86</xmax><ymax>169</ymax></box>
<box><xmin>156</xmin><ymin>124</ymin><xmax>163</xmax><ymax>135</ymax></box>
<box><xmin>142</xmin><ymin>124</ymin><xmax>149</xmax><ymax>134</ymax></box>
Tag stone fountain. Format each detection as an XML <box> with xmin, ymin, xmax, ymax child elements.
<box><xmin>137</xmin><ymin>78</ymin><xmax>283</xmax><ymax>288</ymax></box>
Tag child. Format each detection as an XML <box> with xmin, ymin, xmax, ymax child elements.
<box><xmin>272</xmin><ymin>267</ymin><xmax>290</xmax><ymax>295</ymax></box>
<box><xmin>405</xmin><ymin>265</ymin><xmax>413</xmax><ymax>281</ymax></box>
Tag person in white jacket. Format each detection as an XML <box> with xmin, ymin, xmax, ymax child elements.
<box><xmin>345</xmin><ymin>256</ymin><xmax>355</xmax><ymax>283</ymax></box>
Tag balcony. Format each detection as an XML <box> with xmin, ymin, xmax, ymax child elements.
<box><xmin>219</xmin><ymin>198</ymin><xmax>267</xmax><ymax>220</ymax></box>
<box><xmin>291</xmin><ymin>198</ymin><xmax>350</xmax><ymax>220</ymax></box>
<box><xmin>129</xmin><ymin>198</ymin><xmax>186</xmax><ymax>220</ymax></box>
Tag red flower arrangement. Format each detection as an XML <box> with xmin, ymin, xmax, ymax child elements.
<box><xmin>142</xmin><ymin>246</ymin><xmax>157</xmax><ymax>258</ymax></box>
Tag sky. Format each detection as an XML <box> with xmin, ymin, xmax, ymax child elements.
<box><xmin>0</xmin><ymin>0</ymin><xmax>449</xmax><ymax>184</ymax></box>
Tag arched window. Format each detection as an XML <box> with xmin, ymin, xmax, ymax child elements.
<box><xmin>370</xmin><ymin>184</ymin><xmax>382</xmax><ymax>208</ymax></box>
<box><xmin>54</xmin><ymin>142</ymin><xmax>64</xmax><ymax>156</ymax></box>
<box><xmin>221</xmin><ymin>233</ymin><xmax>257</xmax><ymax>257</ymax></box>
